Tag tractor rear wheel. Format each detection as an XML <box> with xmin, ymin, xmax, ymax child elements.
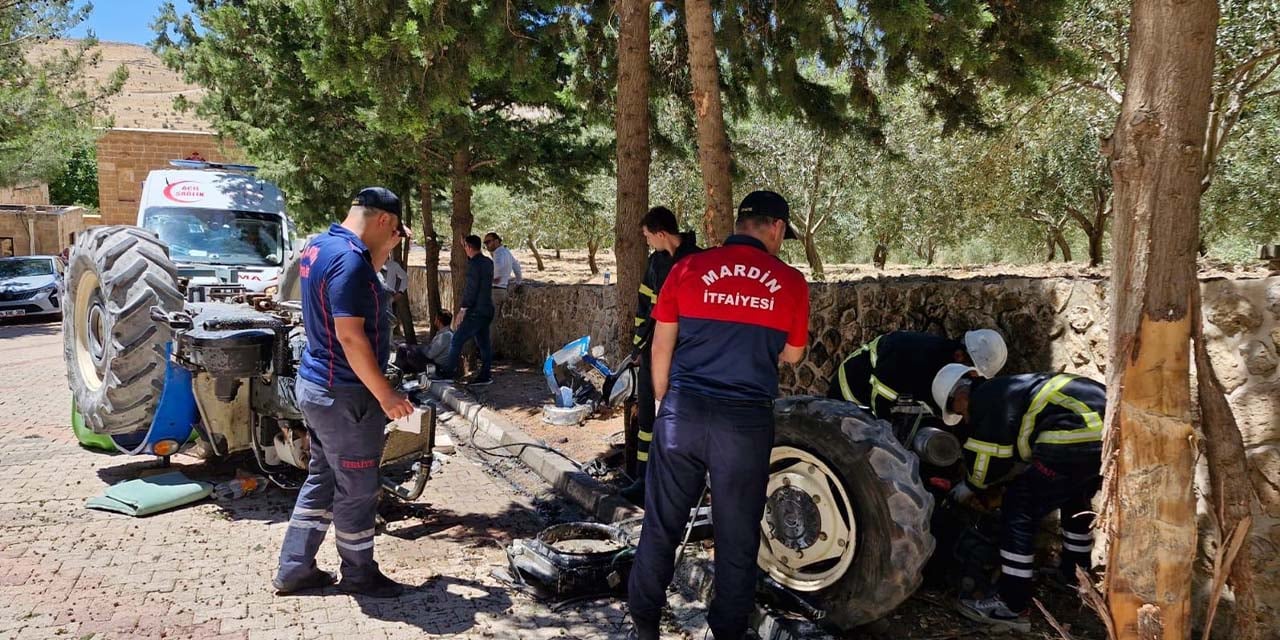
<box><xmin>759</xmin><ymin>397</ymin><xmax>935</xmax><ymax>630</ymax></box>
<box><xmin>63</xmin><ymin>226</ymin><xmax>183</xmax><ymax>435</ymax></box>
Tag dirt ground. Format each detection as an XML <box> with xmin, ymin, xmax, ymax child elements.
<box><xmin>459</xmin><ymin>363</ymin><xmax>629</xmax><ymax>478</ymax></box>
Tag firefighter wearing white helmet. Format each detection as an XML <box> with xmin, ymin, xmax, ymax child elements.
<box><xmin>931</xmin><ymin>362</ymin><xmax>1105</xmax><ymax>632</ymax></box>
<box><xmin>827</xmin><ymin>329</ymin><xmax>1008</xmax><ymax>422</ymax></box>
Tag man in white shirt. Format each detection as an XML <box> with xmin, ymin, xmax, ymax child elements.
<box><xmin>484</xmin><ymin>232</ymin><xmax>522</xmax><ymax>305</ymax></box>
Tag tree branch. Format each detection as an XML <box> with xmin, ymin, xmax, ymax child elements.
<box><xmin>1228</xmin><ymin>47</ymin><xmax>1280</xmax><ymax>89</ymax></box>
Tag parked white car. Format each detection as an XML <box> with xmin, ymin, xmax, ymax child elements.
<box><xmin>0</xmin><ymin>255</ymin><xmax>63</xmax><ymax>319</ymax></box>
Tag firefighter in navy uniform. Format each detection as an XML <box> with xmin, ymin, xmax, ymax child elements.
<box><xmin>931</xmin><ymin>364</ymin><xmax>1105</xmax><ymax>632</ymax></box>
<box><xmin>629</xmin><ymin>190</ymin><xmax>810</xmax><ymax>640</ymax></box>
<box><xmin>621</xmin><ymin>206</ymin><xmax>701</xmax><ymax>505</ymax></box>
<box><xmin>827</xmin><ymin>329</ymin><xmax>1008</xmax><ymax>421</ymax></box>
<box><xmin>274</xmin><ymin>187</ymin><xmax>414</xmax><ymax>599</ymax></box>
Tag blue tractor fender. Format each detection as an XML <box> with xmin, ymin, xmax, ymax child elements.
<box><xmin>73</xmin><ymin>342</ymin><xmax>199</xmax><ymax>456</ymax></box>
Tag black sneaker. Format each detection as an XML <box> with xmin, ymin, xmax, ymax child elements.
<box><xmin>272</xmin><ymin>568</ymin><xmax>337</xmax><ymax>595</ymax></box>
<box><xmin>956</xmin><ymin>595</ymin><xmax>1031</xmax><ymax>632</ymax></box>
<box><xmin>337</xmin><ymin>571</ymin><xmax>407</xmax><ymax>598</ymax></box>
<box><xmin>467</xmin><ymin>375</ymin><xmax>493</xmax><ymax>386</ymax></box>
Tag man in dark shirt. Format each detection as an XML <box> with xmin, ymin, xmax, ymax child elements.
<box><xmin>274</xmin><ymin>187</ymin><xmax>414</xmax><ymax>599</ymax></box>
<box><xmin>932</xmin><ymin>364</ymin><xmax>1105</xmax><ymax>632</ymax></box>
<box><xmin>827</xmin><ymin>329</ymin><xmax>1007</xmax><ymax>420</ymax></box>
<box><xmin>629</xmin><ymin>190</ymin><xmax>810</xmax><ymax>640</ymax></box>
<box><xmin>622</xmin><ymin>206</ymin><xmax>701</xmax><ymax>504</ymax></box>
<box><xmin>434</xmin><ymin>235</ymin><xmax>495</xmax><ymax>385</ymax></box>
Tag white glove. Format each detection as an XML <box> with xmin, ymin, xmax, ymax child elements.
<box><xmin>950</xmin><ymin>481</ymin><xmax>975</xmax><ymax>505</ymax></box>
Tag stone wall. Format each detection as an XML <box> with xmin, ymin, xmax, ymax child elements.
<box><xmin>407</xmin><ymin>266</ymin><xmax>1280</xmax><ymax>624</ymax></box>
<box><xmin>95</xmin><ymin>128</ymin><xmax>243</xmax><ymax>226</ymax></box>
<box><xmin>407</xmin><ymin>267</ymin><xmax>620</xmax><ymax>363</ymax></box>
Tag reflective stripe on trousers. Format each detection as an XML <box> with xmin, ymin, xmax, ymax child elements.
<box><xmin>275</xmin><ymin>378</ymin><xmax>386</xmax><ymax>585</ymax></box>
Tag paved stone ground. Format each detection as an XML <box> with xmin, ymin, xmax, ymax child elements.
<box><xmin>0</xmin><ymin>319</ymin><xmax>675</xmax><ymax>640</ymax></box>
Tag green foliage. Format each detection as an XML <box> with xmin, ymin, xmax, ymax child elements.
<box><xmin>0</xmin><ymin>1</ymin><xmax>125</xmax><ymax>188</ymax></box>
<box><xmin>155</xmin><ymin>0</ymin><xmax>608</xmax><ymax>226</ymax></box>
<box><xmin>48</xmin><ymin>138</ymin><xmax>98</xmax><ymax>206</ymax></box>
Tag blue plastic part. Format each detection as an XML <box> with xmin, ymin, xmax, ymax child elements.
<box><xmin>110</xmin><ymin>342</ymin><xmax>199</xmax><ymax>456</ymax></box>
<box><xmin>542</xmin><ymin>336</ymin><xmax>618</xmax><ymax>408</ymax></box>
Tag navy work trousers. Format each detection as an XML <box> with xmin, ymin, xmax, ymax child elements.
<box><xmin>998</xmin><ymin>458</ymin><xmax>1101</xmax><ymax>611</ymax></box>
<box><xmin>628</xmin><ymin>388</ymin><xmax>774</xmax><ymax>640</ymax></box>
<box><xmin>440</xmin><ymin>310</ymin><xmax>493</xmax><ymax>379</ymax></box>
<box><xmin>276</xmin><ymin>378</ymin><xmax>386</xmax><ymax>585</ymax></box>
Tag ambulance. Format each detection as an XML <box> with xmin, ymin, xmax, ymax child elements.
<box><xmin>137</xmin><ymin>160</ymin><xmax>299</xmax><ymax>292</ymax></box>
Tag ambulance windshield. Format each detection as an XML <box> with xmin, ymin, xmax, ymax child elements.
<box><xmin>142</xmin><ymin>207</ymin><xmax>285</xmax><ymax>267</ymax></box>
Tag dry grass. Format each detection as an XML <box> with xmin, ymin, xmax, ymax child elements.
<box><xmin>31</xmin><ymin>39</ymin><xmax>209</xmax><ymax>131</ymax></box>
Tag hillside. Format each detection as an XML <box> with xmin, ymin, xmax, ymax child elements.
<box><xmin>31</xmin><ymin>39</ymin><xmax>209</xmax><ymax>131</ymax></box>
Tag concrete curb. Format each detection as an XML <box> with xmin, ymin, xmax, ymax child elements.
<box><xmin>427</xmin><ymin>381</ymin><xmax>642</xmax><ymax>525</ymax></box>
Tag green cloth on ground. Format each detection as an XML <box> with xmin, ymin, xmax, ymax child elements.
<box><xmin>86</xmin><ymin>471</ymin><xmax>212</xmax><ymax>517</ymax></box>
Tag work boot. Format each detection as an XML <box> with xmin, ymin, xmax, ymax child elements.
<box><xmin>627</xmin><ymin>623</ymin><xmax>660</xmax><ymax>640</ymax></box>
<box><xmin>619</xmin><ymin>477</ymin><xmax>646</xmax><ymax>506</ymax></box>
<box><xmin>271</xmin><ymin>568</ymin><xmax>336</xmax><ymax>596</ymax></box>
<box><xmin>466</xmin><ymin>374</ymin><xmax>493</xmax><ymax>386</ymax></box>
<box><xmin>337</xmin><ymin>571</ymin><xmax>408</xmax><ymax>598</ymax></box>
<box><xmin>956</xmin><ymin>595</ymin><xmax>1031</xmax><ymax>632</ymax></box>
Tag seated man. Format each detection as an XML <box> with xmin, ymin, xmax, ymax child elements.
<box><xmin>828</xmin><ymin>329</ymin><xmax>1007</xmax><ymax>420</ymax></box>
<box><xmin>395</xmin><ymin>310</ymin><xmax>454</xmax><ymax>374</ymax></box>
<box><xmin>932</xmin><ymin>363</ymin><xmax>1104</xmax><ymax>632</ymax></box>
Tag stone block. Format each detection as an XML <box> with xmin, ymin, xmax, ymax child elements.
<box><xmin>1207</xmin><ymin>290</ymin><xmax>1263</xmax><ymax>336</ymax></box>
<box><xmin>1241</xmin><ymin>340</ymin><xmax>1278</xmax><ymax>377</ymax></box>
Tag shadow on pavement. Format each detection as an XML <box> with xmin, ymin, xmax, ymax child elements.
<box><xmin>0</xmin><ymin>316</ymin><xmax>61</xmax><ymax>339</ymax></box>
<box><xmin>382</xmin><ymin>501</ymin><xmax>544</xmax><ymax>547</ymax></box>
<box><xmin>354</xmin><ymin>575</ymin><xmax>514</xmax><ymax>635</ymax></box>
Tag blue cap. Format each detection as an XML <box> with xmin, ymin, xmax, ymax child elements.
<box><xmin>352</xmin><ymin>187</ymin><xmax>401</xmax><ymax>217</ymax></box>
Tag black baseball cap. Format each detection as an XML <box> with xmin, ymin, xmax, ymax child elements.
<box><xmin>737</xmin><ymin>190</ymin><xmax>798</xmax><ymax>239</ymax></box>
<box><xmin>352</xmin><ymin>186</ymin><xmax>402</xmax><ymax>217</ymax></box>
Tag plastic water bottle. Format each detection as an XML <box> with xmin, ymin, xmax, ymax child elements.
<box><xmin>213</xmin><ymin>475</ymin><xmax>267</xmax><ymax>501</ymax></box>
<box><xmin>603</xmin><ymin>270</ymin><xmax>611</xmax><ymax>285</ymax></box>
<box><xmin>558</xmin><ymin>385</ymin><xmax>574</xmax><ymax>408</ymax></box>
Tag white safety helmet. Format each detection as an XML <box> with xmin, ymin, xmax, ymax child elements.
<box><xmin>933</xmin><ymin>363</ymin><xmax>979</xmax><ymax>426</ymax></box>
<box><xmin>964</xmin><ymin>329</ymin><xmax>1008</xmax><ymax>378</ymax></box>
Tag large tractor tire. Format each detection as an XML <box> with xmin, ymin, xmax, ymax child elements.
<box><xmin>759</xmin><ymin>397</ymin><xmax>935</xmax><ymax>631</ymax></box>
<box><xmin>63</xmin><ymin>226</ymin><xmax>183</xmax><ymax>435</ymax></box>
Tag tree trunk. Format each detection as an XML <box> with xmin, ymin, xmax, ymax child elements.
<box><xmin>587</xmin><ymin>237</ymin><xmax>600</xmax><ymax>276</ymax></box>
<box><xmin>526</xmin><ymin>235</ymin><xmax>545</xmax><ymax>271</ymax></box>
<box><xmin>1046</xmin><ymin>231</ymin><xmax>1058</xmax><ymax>262</ymax></box>
<box><xmin>802</xmin><ymin>234</ymin><xmax>824</xmax><ymax>280</ymax></box>
<box><xmin>399</xmin><ymin>185</ymin><xmax>413</xmax><ymax>266</ymax></box>
<box><xmin>555</xmin><ymin>247</ymin><xmax>561</xmax><ymax>259</ymax></box>
<box><xmin>1192</xmin><ymin>291</ymin><xmax>1258</xmax><ymax>639</ymax></box>
<box><xmin>419</xmin><ymin>174</ymin><xmax>442</xmax><ymax>332</ymax></box>
<box><xmin>1103</xmin><ymin>2</ymin><xmax>1217</xmax><ymax>638</ymax></box>
<box><xmin>872</xmin><ymin>243</ymin><xmax>888</xmax><ymax>270</ymax></box>
<box><xmin>925</xmin><ymin>241</ymin><xmax>936</xmax><ymax>266</ymax></box>
<box><xmin>1055</xmin><ymin>230</ymin><xmax>1072</xmax><ymax>262</ymax></box>
<box><xmin>614</xmin><ymin>0</ymin><xmax>652</xmax><ymax>356</ymax></box>
<box><xmin>802</xmin><ymin>142</ymin><xmax>826</xmax><ymax>280</ymax></box>
<box><xmin>684</xmin><ymin>0</ymin><xmax>734</xmax><ymax>246</ymax></box>
<box><xmin>449</xmin><ymin>147</ymin><xmax>473</xmax><ymax>312</ymax></box>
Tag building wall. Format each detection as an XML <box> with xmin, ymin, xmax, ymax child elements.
<box><xmin>95</xmin><ymin>128</ymin><xmax>243</xmax><ymax>226</ymax></box>
<box><xmin>0</xmin><ymin>183</ymin><xmax>50</xmax><ymax>206</ymax></box>
<box><xmin>0</xmin><ymin>208</ymin><xmax>85</xmax><ymax>256</ymax></box>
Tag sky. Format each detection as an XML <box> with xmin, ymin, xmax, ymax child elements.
<box><xmin>67</xmin><ymin>0</ymin><xmax>194</xmax><ymax>45</ymax></box>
